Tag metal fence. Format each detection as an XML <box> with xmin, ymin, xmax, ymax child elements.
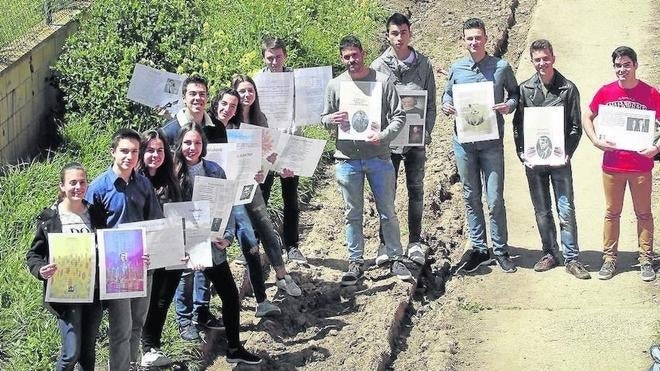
<box><xmin>0</xmin><ymin>0</ymin><xmax>79</xmax><ymax>49</ymax></box>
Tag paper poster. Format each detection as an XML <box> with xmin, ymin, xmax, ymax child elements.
<box><xmin>240</xmin><ymin>123</ymin><xmax>289</xmax><ymax>173</ymax></box>
<box><xmin>338</xmin><ymin>81</ymin><xmax>382</xmax><ymax>141</ymax></box>
<box><xmin>163</xmin><ymin>201</ymin><xmax>213</xmax><ymax>269</ymax></box>
<box><xmin>523</xmin><ymin>106</ymin><xmax>566</xmax><ymax>166</ymax></box>
<box><xmin>45</xmin><ymin>233</ymin><xmax>96</xmax><ymax>303</ymax></box>
<box><xmin>98</xmin><ymin>228</ymin><xmax>147</xmax><ymax>300</ymax></box>
<box><xmin>391</xmin><ymin>89</ymin><xmax>427</xmax><ymax>147</ymax></box>
<box><xmin>596</xmin><ymin>105</ymin><xmax>656</xmax><ymax>151</ymax></box>
<box><xmin>118</xmin><ymin>218</ymin><xmax>185</xmax><ymax>270</ymax></box>
<box><xmin>127</xmin><ymin>63</ymin><xmax>186</xmax><ymax>116</ymax></box>
<box><xmin>294</xmin><ymin>66</ymin><xmax>333</xmax><ymax>125</ymax></box>
<box><xmin>191</xmin><ymin>177</ymin><xmax>235</xmax><ymax>238</ymax></box>
<box><xmin>272</xmin><ymin>136</ymin><xmax>327</xmax><ymax>177</ymax></box>
<box><xmin>253</xmin><ymin>72</ymin><xmax>295</xmax><ymax>129</ymax></box>
<box><xmin>453</xmin><ymin>81</ymin><xmax>498</xmax><ymax>143</ymax></box>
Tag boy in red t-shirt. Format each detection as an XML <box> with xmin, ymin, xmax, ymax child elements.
<box><xmin>583</xmin><ymin>46</ymin><xmax>660</xmax><ymax>282</ymax></box>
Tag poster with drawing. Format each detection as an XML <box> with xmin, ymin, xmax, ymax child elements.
<box><xmin>98</xmin><ymin>228</ymin><xmax>147</xmax><ymax>300</ymax></box>
<box><xmin>391</xmin><ymin>89</ymin><xmax>427</xmax><ymax>147</ymax></box>
<box><xmin>523</xmin><ymin>106</ymin><xmax>565</xmax><ymax>166</ymax></box>
<box><xmin>596</xmin><ymin>105</ymin><xmax>655</xmax><ymax>151</ymax></box>
<box><xmin>338</xmin><ymin>81</ymin><xmax>382</xmax><ymax>141</ymax></box>
<box><xmin>453</xmin><ymin>81</ymin><xmax>498</xmax><ymax>143</ymax></box>
<box><xmin>127</xmin><ymin>63</ymin><xmax>186</xmax><ymax>116</ymax></box>
<box><xmin>45</xmin><ymin>233</ymin><xmax>96</xmax><ymax>303</ymax></box>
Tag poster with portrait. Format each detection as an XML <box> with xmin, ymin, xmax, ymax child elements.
<box><xmin>391</xmin><ymin>89</ymin><xmax>427</xmax><ymax>147</ymax></box>
<box><xmin>523</xmin><ymin>106</ymin><xmax>565</xmax><ymax>166</ymax></box>
<box><xmin>453</xmin><ymin>81</ymin><xmax>499</xmax><ymax>143</ymax></box>
<box><xmin>98</xmin><ymin>228</ymin><xmax>147</xmax><ymax>300</ymax></box>
<box><xmin>127</xmin><ymin>63</ymin><xmax>186</xmax><ymax>116</ymax></box>
<box><xmin>45</xmin><ymin>233</ymin><xmax>96</xmax><ymax>303</ymax></box>
<box><xmin>595</xmin><ymin>105</ymin><xmax>655</xmax><ymax>151</ymax></box>
<box><xmin>338</xmin><ymin>81</ymin><xmax>382</xmax><ymax>141</ymax></box>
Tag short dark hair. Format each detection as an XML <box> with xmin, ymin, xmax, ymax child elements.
<box><xmin>463</xmin><ymin>18</ymin><xmax>486</xmax><ymax>35</ymax></box>
<box><xmin>611</xmin><ymin>46</ymin><xmax>637</xmax><ymax>65</ymax></box>
<box><xmin>386</xmin><ymin>13</ymin><xmax>411</xmax><ymax>32</ymax></box>
<box><xmin>182</xmin><ymin>75</ymin><xmax>208</xmax><ymax>96</ymax></box>
<box><xmin>529</xmin><ymin>39</ymin><xmax>554</xmax><ymax>57</ymax></box>
<box><xmin>261</xmin><ymin>36</ymin><xmax>287</xmax><ymax>56</ymax></box>
<box><xmin>111</xmin><ymin>128</ymin><xmax>141</xmax><ymax>150</ymax></box>
<box><xmin>210</xmin><ymin>87</ymin><xmax>241</xmax><ymax>122</ymax></box>
<box><xmin>339</xmin><ymin>35</ymin><xmax>363</xmax><ymax>53</ymax></box>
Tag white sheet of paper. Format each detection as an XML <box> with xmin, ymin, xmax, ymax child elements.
<box><xmin>294</xmin><ymin>66</ymin><xmax>333</xmax><ymax>125</ymax></box>
<box><xmin>453</xmin><ymin>81</ymin><xmax>499</xmax><ymax>143</ymax></box>
<box><xmin>272</xmin><ymin>136</ymin><xmax>327</xmax><ymax>177</ymax></box>
<box><xmin>253</xmin><ymin>72</ymin><xmax>295</xmax><ymax>129</ymax></box>
<box><xmin>192</xmin><ymin>176</ymin><xmax>235</xmax><ymax>238</ymax></box>
<box><xmin>45</xmin><ymin>233</ymin><xmax>96</xmax><ymax>303</ymax></box>
<box><xmin>98</xmin><ymin>228</ymin><xmax>148</xmax><ymax>300</ymax></box>
<box><xmin>118</xmin><ymin>218</ymin><xmax>185</xmax><ymax>270</ymax></box>
<box><xmin>338</xmin><ymin>81</ymin><xmax>382</xmax><ymax>141</ymax></box>
<box><xmin>523</xmin><ymin>106</ymin><xmax>566</xmax><ymax>166</ymax></box>
<box><xmin>126</xmin><ymin>63</ymin><xmax>186</xmax><ymax>116</ymax></box>
<box><xmin>163</xmin><ymin>201</ymin><xmax>213</xmax><ymax>269</ymax></box>
<box><xmin>391</xmin><ymin>89</ymin><xmax>427</xmax><ymax>147</ymax></box>
<box><xmin>596</xmin><ymin>105</ymin><xmax>656</xmax><ymax>151</ymax></box>
<box><xmin>207</xmin><ymin>142</ymin><xmax>258</xmax><ymax>204</ymax></box>
<box><xmin>240</xmin><ymin>123</ymin><xmax>290</xmax><ymax>173</ymax></box>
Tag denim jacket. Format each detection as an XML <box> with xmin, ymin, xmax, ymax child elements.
<box><xmin>512</xmin><ymin>70</ymin><xmax>582</xmax><ymax>162</ymax></box>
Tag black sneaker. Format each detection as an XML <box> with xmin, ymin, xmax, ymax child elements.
<box><xmin>391</xmin><ymin>260</ymin><xmax>412</xmax><ymax>281</ymax></box>
<box><xmin>495</xmin><ymin>254</ymin><xmax>517</xmax><ymax>273</ymax></box>
<box><xmin>456</xmin><ymin>249</ymin><xmax>491</xmax><ymax>273</ymax></box>
<box><xmin>179</xmin><ymin>324</ymin><xmax>200</xmax><ymax>341</ymax></box>
<box><xmin>194</xmin><ymin>309</ymin><xmax>224</xmax><ymax>330</ymax></box>
<box><xmin>341</xmin><ymin>261</ymin><xmax>364</xmax><ymax>286</ymax></box>
<box><xmin>226</xmin><ymin>346</ymin><xmax>262</xmax><ymax>365</ymax></box>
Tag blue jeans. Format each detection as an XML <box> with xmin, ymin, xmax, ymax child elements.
<box><xmin>335</xmin><ymin>156</ymin><xmax>403</xmax><ymax>262</ymax></box>
<box><xmin>453</xmin><ymin>139</ymin><xmax>508</xmax><ymax>255</ymax></box>
<box><xmin>107</xmin><ymin>272</ymin><xmax>153</xmax><ymax>370</ymax></box>
<box><xmin>233</xmin><ymin>205</ymin><xmax>267</xmax><ymax>303</ymax></box>
<box><xmin>525</xmin><ymin>163</ymin><xmax>579</xmax><ymax>263</ymax></box>
<box><xmin>174</xmin><ymin>270</ymin><xmax>210</xmax><ymax>327</ymax></box>
<box><xmin>56</xmin><ymin>302</ymin><xmax>103</xmax><ymax>371</ymax></box>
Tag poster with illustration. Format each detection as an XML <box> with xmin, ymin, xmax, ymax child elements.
<box><xmin>391</xmin><ymin>89</ymin><xmax>427</xmax><ymax>147</ymax></box>
<box><xmin>45</xmin><ymin>233</ymin><xmax>96</xmax><ymax>303</ymax></box>
<box><xmin>338</xmin><ymin>81</ymin><xmax>382</xmax><ymax>141</ymax></box>
<box><xmin>453</xmin><ymin>81</ymin><xmax>499</xmax><ymax>143</ymax></box>
<box><xmin>523</xmin><ymin>106</ymin><xmax>565</xmax><ymax>166</ymax></box>
<box><xmin>98</xmin><ymin>228</ymin><xmax>147</xmax><ymax>300</ymax></box>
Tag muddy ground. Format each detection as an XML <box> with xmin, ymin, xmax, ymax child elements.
<box><xmin>200</xmin><ymin>0</ymin><xmax>539</xmax><ymax>370</ymax></box>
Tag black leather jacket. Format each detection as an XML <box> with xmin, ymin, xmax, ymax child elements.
<box><xmin>512</xmin><ymin>70</ymin><xmax>582</xmax><ymax>162</ymax></box>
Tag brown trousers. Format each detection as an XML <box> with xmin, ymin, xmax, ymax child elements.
<box><xmin>602</xmin><ymin>170</ymin><xmax>653</xmax><ymax>264</ymax></box>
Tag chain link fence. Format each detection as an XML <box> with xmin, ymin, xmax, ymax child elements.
<box><xmin>0</xmin><ymin>0</ymin><xmax>79</xmax><ymax>49</ymax></box>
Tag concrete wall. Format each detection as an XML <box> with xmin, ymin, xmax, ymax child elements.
<box><xmin>0</xmin><ymin>13</ymin><xmax>79</xmax><ymax>164</ymax></box>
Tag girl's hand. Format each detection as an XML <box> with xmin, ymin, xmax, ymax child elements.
<box><xmin>254</xmin><ymin>170</ymin><xmax>265</xmax><ymax>183</ymax></box>
<box><xmin>281</xmin><ymin>168</ymin><xmax>295</xmax><ymax>178</ymax></box>
<box><xmin>39</xmin><ymin>263</ymin><xmax>57</xmax><ymax>280</ymax></box>
<box><xmin>213</xmin><ymin>238</ymin><xmax>230</xmax><ymax>250</ymax></box>
<box><xmin>142</xmin><ymin>254</ymin><xmax>150</xmax><ymax>268</ymax></box>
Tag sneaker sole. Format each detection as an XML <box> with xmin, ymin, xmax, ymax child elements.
<box><xmin>641</xmin><ymin>275</ymin><xmax>656</xmax><ymax>282</ymax></box>
<box><xmin>141</xmin><ymin>359</ymin><xmax>173</xmax><ymax>367</ymax></box>
<box><xmin>341</xmin><ymin>277</ymin><xmax>361</xmax><ymax>286</ymax></box>
<box><xmin>597</xmin><ymin>273</ymin><xmax>613</xmax><ymax>280</ymax></box>
<box><xmin>226</xmin><ymin>357</ymin><xmax>262</xmax><ymax>365</ymax></box>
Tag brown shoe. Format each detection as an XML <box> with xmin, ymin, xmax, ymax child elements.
<box><xmin>565</xmin><ymin>260</ymin><xmax>591</xmax><ymax>279</ymax></box>
<box><xmin>533</xmin><ymin>253</ymin><xmax>558</xmax><ymax>272</ymax></box>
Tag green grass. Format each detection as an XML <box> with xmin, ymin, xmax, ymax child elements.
<box><xmin>0</xmin><ymin>0</ymin><xmax>41</xmax><ymax>47</ymax></box>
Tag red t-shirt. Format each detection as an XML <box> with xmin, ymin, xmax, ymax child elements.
<box><xmin>589</xmin><ymin>80</ymin><xmax>660</xmax><ymax>172</ymax></box>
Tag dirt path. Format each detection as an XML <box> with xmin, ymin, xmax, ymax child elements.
<box><xmin>444</xmin><ymin>1</ymin><xmax>660</xmax><ymax>370</ymax></box>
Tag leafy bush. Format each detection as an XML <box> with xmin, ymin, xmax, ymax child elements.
<box><xmin>1</xmin><ymin>0</ymin><xmax>385</xmax><ymax>368</ymax></box>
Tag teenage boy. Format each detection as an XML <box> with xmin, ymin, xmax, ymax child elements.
<box><xmin>321</xmin><ymin>35</ymin><xmax>411</xmax><ymax>285</ymax></box>
<box><xmin>442</xmin><ymin>18</ymin><xmax>519</xmax><ymax>273</ymax></box>
<box><xmin>161</xmin><ymin>75</ymin><xmax>223</xmax><ymax>341</ymax></box>
<box><xmin>370</xmin><ymin>12</ymin><xmax>437</xmax><ymax>266</ymax></box>
<box><xmin>256</xmin><ymin>36</ymin><xmax>307</xmax><ymax>264</ymax></box>
<box><xmin>85</xmin><ymin>128</ymin><xmax>163</xmax><ymax>371</ymax></box>
<box><xmin>512</xmin><ymin>39</ymin><xmax>590</xmax><ymax>279</ymax></box>
<box><xmin>582</xmin><ymin>46</ymin><xmax>660</xmax><ymax>282</ymax></box>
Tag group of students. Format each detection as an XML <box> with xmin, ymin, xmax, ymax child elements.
<box><xmin>24</xmin><ymin>10</ymin><xmax>660</xmax><ymax>371</ymax></box>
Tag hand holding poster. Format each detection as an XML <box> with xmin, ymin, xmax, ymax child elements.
<box><xmin>338</xmin><ymin>81</ymin><xmax>382</xmax><ymax>141</ymax></box>
<box><xmin>453</xmin><ymin>81</ymin><xmax>499</xmax><ymax>143</ymax></box>
<box><xmin>98</xmin><ymin>228</ymin><xmax>148</xmax><ymax>300</ymax></box>
<box><xmin>391</xmin><ymin>89</ymin><xmax>428</xmax><ymax>147</ymax></box>
<box><xmin>45</xmin><ymin>233</ymin><xmax>96</xmax><ymax>303</ymax></box>
<box><xmin>523</xmin><ymin>106</ymin><xmax>566</xmax><ymax>166</ymax></box>
<box><xmin>596</xmin><ymin>105</ymin><xmax>655</xmax><ymax>151</ymax></box>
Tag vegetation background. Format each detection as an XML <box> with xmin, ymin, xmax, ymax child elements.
<box><xmin>0</xmin><ymin>0</ymin><xmax>386</xmax><ymax>369</ymax></box>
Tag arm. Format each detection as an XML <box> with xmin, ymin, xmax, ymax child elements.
<box><xmin>511</xmin><ymin>85</ymin><xmax>525</xmax><ymax>162</ymax></box>
<box><xmin>26</xmin><ymin>222</ymin><xmax>49</xmax><ymax>281</ymax></box>
<box><xmin>501</xmin><ymin>64</ymin><xmax>519</xmax><ymax>114</ymax></box>
<box><xmin>378</xmin><ymin>81</ymin><xmax>406</xmax><ymax>143</ymax></box>
<box><xmin>441</xmin><ymin>67</ymin><xmax>456</xmax><ymax>115</ymax></box>
<box><xmin>582</xmin><ymin>107</ymin><xmax>615</xmax><ymax>152</ymax></box>
<box><xmin>320</xmin><ymin>80</ymin><xmax>339</xmax><ymax>130</ymax></box>
<box><xmin>424</xmin><ymin>60</ymin><xmax>437</xmax><ymax>143</ymax></box>
<box><xmin>565</xmin><ymin>85</ymin><xmax>582</xmax><ymax>158</ymax></box>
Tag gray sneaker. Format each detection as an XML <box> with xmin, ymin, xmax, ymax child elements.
<box><xmin>375</xmin><ymin>243</ymin><xmax>390</xmax><ymax>266</ymax></box>
<box><xmin>598</xmin><ymin>260</ymin><xmax>616</xmax><ymax>280</ymax></box>
<box><xmin>276</xmin><ymin>274</ymin><xmax>302</xmax><ymax>296</ymax></box>
<box><xmin>406</xmin><ymin>242</ymin><xmax>427</xmax><ymax>265</ymax></box>
<box><xmin>234</xmin><ymin>253</ymin><xmax>247</xmax><ymax>265</ymax></box>
<box><xmin>341</xmin><ymin>261</ymin><xmax>364</xmax><ymax>286</ymax></box>
<box><xmin>391</xmin><ymin>260</ymin><xmax>412</xmax><ymax>281</ymax></box>
<box><xmin>141</xmin><ymin>348</ymin><xmax>173</xmax><ymax>367</ymax></box>
<box><xmin>640</xmin><ymin>263</ymin><xmax>656</xmax><ymax>282</ymax></box>
<box><xmin>287</xmin><ymin>247</ymin><xmax>307</xmax><ymax>264</ymax></box>
<box><xmin>255</xmin><ymin>300</ymin><xmax>281</xmax><ymax>317</ymax></box>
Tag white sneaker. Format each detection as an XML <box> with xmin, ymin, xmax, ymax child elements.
<box><xmin>255</xmin><ymin>300</ymin><xmax>281</xmax><ymax>317</ymax></box>
<box><xmin>375</xmin><ymin>243</ymin><xmax>390</xmax><ymax>265</ymax></box>
<box><xmin>141</xmin><ymin>348</ymin><xmax>172</xmax><ymax>367</ymax></box>
<box><xmin>407</xmin><ymin>242</ymin><xmax>427</xmax><ymax>265</ymax></box>
<box><xmin>276</xmin><ymin>274</ymin><xmax>302</xmax><ymax>296</ymax></box>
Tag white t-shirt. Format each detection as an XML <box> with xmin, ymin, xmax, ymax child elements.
<box><xmin>58</xmin><ymin>203</ymin><xmax>93</xmax><ymax>234</ymax></box>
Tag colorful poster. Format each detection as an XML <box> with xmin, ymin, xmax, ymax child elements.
<box><xmin>45</xmin><ymin>233</ymin><xmax>96</xmax><ymax>303</ymax></box>
<box><xmin>98</xmin><ymin>228</ymin><xmax>148</xmax><ymax>300</ymax></box>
